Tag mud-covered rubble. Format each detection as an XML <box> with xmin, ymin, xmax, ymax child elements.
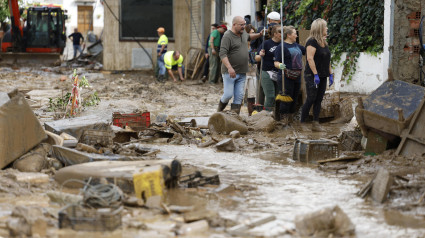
<box><xmin>1</xmin><ymin>66</ymin><xmax>425</xmax><ymax>236</ymax></box>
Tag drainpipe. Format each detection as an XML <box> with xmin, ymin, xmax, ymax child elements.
<box><xmin>389</xmin><ymin>0</ymin><xmax>395</xmax><ymax>68</ymax></box>
<box><xmin>201</xmin><ymin>0</ymin><xmax>205</xmax><ymax>45</ymax></box>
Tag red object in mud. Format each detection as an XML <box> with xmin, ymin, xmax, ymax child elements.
<box><xmin>113</xmin><ymin>112</ymin><xmax>150</xmax><ymax>129</ymax></box>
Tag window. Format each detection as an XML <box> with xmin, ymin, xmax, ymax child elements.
<box><xmin>120</xmin><ymin>0</ymin><xmax>173</xmax><ymax>40</ymax></box>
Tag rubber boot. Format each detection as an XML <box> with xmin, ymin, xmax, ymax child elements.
<box><xmin>288</xmin><ymin>113</ymin><xmax>294</xmax><ymax>124</ymax></box>
<box><xmin>217</xmin><ymin>100</ymin><xmax>228</xmax><ymax>112</ymax></box>
<box><xmin>247</xmin><ymin>98</ymin><xmax>255</xmax><ymax>116</ymax></box>
<box><xmin>280</xmin><ymin>114</ymin><xmax>289</xmax><ymax>125</ymax></box>
<box><xmin>231</xmin><ymin>103</ymin><xmax>241</xmax><ymax>115</ymax></box>
<box><xmin>273</xmin><ymin>106</ymin><xmax>280</xmax><ymax>121</ymax></box>
<box><xmin>158</xmin><ymin>75</ymin><xmax>165</xmax><ymax>83</ymax></box>
<box><xmin>312</xmin><ymin>121</ymin><xmax>324</xmax><ymax>132</ymax></box>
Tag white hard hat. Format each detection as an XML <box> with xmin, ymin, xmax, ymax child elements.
<box><xmin>267</xmin><ymin>11</ymin><xmax>280</xmax><ymax>21</ymax></box>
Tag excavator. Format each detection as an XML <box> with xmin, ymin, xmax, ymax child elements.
<box><xmin>0</xmin><ymin>0</ymin><xmax>66</xmax><ymax>65</ymax></box>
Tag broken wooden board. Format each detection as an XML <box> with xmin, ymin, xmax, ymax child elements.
<box><xmin>11</xmin><ymin>172</ymin><xmax>49</xmax><ymax>184</ymax></box>
<box><xmin>227</xmin><ymin>215</ymin><xmax>276</xmax><ymax>236</ymax></box>
<box><xmin>317</xmin><ymin>155</ymin><xmax>361</xmax><ymax>164</ymax></box>
<box><xmin>396</xmin><ymin>97</ymin><xmax>425</xmax><ymax>156</ymax></box>
<box><xmin>371</xmin><ymin>168</ymin><xmax>393</xmax><ymax>203</ymax></box>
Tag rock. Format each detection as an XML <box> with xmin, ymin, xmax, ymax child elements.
<box><xmin>294</xmin><ymin>205</ymin><xmax>355</xmax><ymax>237</ymax></box>
<box><xmin>179</xmin><ymin>220</ymin><xmax>209</xmax><ymax>235</ymax></box>
<box><xmin>46</xmin><ymin>157</ymin><xmax>63</xmax><ymax>170</ymax></box>
<box><xmin>215</xmin><ymin>138</ymin><xmax>236</xmax><ymax>152</ymax></box>
<box><xmin>198</xmin><ymin>139</ymin><xmax>216</xmax><ymax>148</ymax></box>
<box><xmin>76</xmin><ymin>143</ymin><xmax>99</xmax><ymax>154</ymax></box>
<box><xmin>247</xmin><ymin>111</ymin><xmax>275</xmax><ymax>132</ymax></box>
<box><xmin>47</xmin><ymin>191</ymin><xmax>83</xmax><ymax>205</ymax></box>
<box><xmin>0</xmin><ymin>91</ymin><xmax>47</xmax><ymax>169</ymax></box>
<box><xmin>184</xmin><ymin>209</ymin><xmax>217</xmax><ymax>223</ymax></box>
<box><xmin>13</xmin><ymin>152</ymin><xmax>46</xmax><ymax>172</ymax></box>
<box><xmin>7</xmin><ymin>206</ymin><xmax>46</xmax><ymax>237</ymax></box>
<box><xmin>229</xmin><ymin>130</ymin><xmax>241</xmax><ymax>139</ymax></box>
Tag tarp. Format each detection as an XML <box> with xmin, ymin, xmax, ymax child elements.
<box><xmin>0</xmin><ymin>90</ymin><xmax>46</xmax><ymax>169</ymax></box>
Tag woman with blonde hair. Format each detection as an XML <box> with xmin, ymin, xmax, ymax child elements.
<box><xmin>300</xmin><ymin>18</ymin><xmax>333</xmax><ymax>131</ymax></box>
<box><xmin>274</xmin><ymin>25</ymin><xmax>305</xmax><ymax>124</ymax></box>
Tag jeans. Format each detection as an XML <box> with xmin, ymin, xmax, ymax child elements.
<box><xmin>220</xmin><ymin>73</ymin><xmax>246</xmax><ymax>105</ymax></box>
<box><xmin>279</xmin><ymin>75</ymin><xmax>301</xmax><ymax>114</ymax></box>
<box><xmin>73</xmin><ymin>45</ymin><xmax>83</xmax><ymax>58</ymax></box>
<box><xmin>301</xmin><ymin>73</ymin><xmax>327</xmax><ymax>122</ymax></box>
<box><xmin>157</xmin><ymin>54</ymin><xmax>166</xmax><ymax>76</ymax></box>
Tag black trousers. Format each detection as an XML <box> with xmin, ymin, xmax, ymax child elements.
<box><xmin>301</xmin><ymin>73</ymin><xmax>327</xmax><ymax>122</ymax></box>
<box><xmin>278</xmin><ymin>74</ymin><xmax>301</xmax><ymax>114</ymax></box>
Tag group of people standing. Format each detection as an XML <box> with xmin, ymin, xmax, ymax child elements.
<box><xmin>215</xmin><ymin>13</ymin><xmax>333</xmax><ymax>131</ymax></box>
<box><xmin>155</xmin><ymin>13</ymin><xmax>333</xmax><ymax>131</ymax></box>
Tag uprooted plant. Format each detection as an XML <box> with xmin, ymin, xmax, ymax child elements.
<box><xmin>48</xmin><ymin>69</ymin><xmax>101</xmax><ymax>117</ymax></box>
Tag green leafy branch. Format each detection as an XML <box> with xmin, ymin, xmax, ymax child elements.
<box><xmin>263</xmin><ymin>0</ymin><xmax>384</xmax><ymax>84</ymax></box>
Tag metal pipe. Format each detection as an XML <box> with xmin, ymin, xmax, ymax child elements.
<box><xmin>201</xmin><ymin>0</ymin><xmax>205</xmax><ymax>46</ymax></box>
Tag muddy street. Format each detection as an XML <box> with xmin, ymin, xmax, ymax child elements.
<box><xmin>0</xmin><ymin>67</ymin><xmax>425</xmax><ymax>237</ymax></box>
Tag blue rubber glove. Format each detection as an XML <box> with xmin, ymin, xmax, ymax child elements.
<box><xmin>329</xmin><ymin>74</ymin><xmax>334</xmax><ymax>87</ymax></box>
<box><xmin>279</xmin><ymin>63</ymin><xmax>286</xmax><ymax>70</ymax></box>
<box><xmin>314</xmin><ymin>74</ymin><xmax>320</xmax><ymax>86</ymax></box>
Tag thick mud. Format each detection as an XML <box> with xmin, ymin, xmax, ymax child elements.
<box><xmin>0</xmin><ymin>66</ymin><xmax>424</xmax><ymax>237</ymax></box>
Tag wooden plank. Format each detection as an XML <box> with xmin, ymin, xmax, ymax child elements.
<box><xmin>396</xmin><ymin>97</ymin><xmax>425</xmax><ymax>155</ymax></box>
<box><xmin>317</xmin><ymin>156</ymin><xmax>360</xmax><ymax>164</ymax></box>
<box><xmin>371</xmin><ymin>168</ymin><xmax>393</xmax><ymax>203</ymax></box>
<box><xmin>227</xmin><ymin>215</ymin><xmax>276</xmax><ymax>236</ymax></box>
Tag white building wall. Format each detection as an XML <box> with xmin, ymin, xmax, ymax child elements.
<box><xmin>224</xmin><ymin>0</ymin><xmax>252</xmax><ymax>26</ymax></box>
<box><xmin>334</xmin><ymin>53</ymin><xmax>386</xmax><ymax>94</ymax></box>
<box><xmin>62</xmin><ymin>0</ymin><xmax>104</xmax><ymax>60</ymax></box>
<box><xmin>63</xmin><ymin>0</ymin><xmax>104</xmax><ymax>38</ymax></box>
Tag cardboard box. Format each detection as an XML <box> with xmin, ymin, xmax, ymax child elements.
<box><xmin>0</xmin><ymin>90</ymin><xmax>46</xmax><ymax>169</ymax></box>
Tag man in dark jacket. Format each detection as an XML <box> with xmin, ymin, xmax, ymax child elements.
<box><xmin>68</xmin><ymin>28</ymin><xmax>84</xmax><ymax>59</ymax></box>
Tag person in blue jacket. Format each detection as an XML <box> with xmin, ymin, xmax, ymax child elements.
<box><xmin>273</xmin><ymin>26</ymin><xmax>305</xmax><ymax>124</ymax></box>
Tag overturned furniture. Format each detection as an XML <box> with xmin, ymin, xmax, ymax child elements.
<box><xmin>396</xmin><ymin>96</ymin><xmax>425</xmax><ymax>156</ymax></box>
<box><xmin>356</xmin><ymin>80</ymin><xmax>425</xmax><ymax>153</ymax></box>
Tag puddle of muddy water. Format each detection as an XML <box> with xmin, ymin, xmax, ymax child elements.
<box><xmin>146</xmin><ymin>144</ymin><xmax>425</xmax><ymax>237</ymax></box>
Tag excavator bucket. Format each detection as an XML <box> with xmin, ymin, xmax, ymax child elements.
<box><xmin>0</xmin><ymin>52</ymin><xmax>61</xmax><ymax>67</ymax></box>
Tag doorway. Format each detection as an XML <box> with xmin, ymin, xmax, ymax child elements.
<box><xmin>77</xmin><ymin>5</ymin><xmax>93</xmax><ymax>35</ymax></box>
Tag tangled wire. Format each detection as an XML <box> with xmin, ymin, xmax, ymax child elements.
<box><xmin>83</xmin><ymin>183</ymin><xmax>123</xmax><ymax>208</ymax></box>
